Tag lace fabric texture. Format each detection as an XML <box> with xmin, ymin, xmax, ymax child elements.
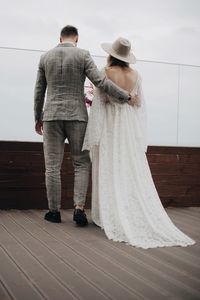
<box><xmin>83</xmin><ymin>71</ymin><xmax>147</xmax><ymax>154</ymax></box>
<box><xmin>83</xmin><ymin>71</ymin><xmax>195</xmax><ymax>249</ymax></box>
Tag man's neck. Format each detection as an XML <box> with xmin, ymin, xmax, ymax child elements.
<box><xmin>61</xmin><ymin>39</ymin><xmax>76</xmax><ymax>46</ymax></box>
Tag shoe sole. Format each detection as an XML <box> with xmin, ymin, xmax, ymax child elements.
<box><xmin>75</xmin><ymin>221</ymin><xmax>88</xmax><ymax>227</ymax></box>
<box><xmin>44</xmin><ymin>217</ymin><xmax>61</xmax><ymax>223</ymax></box>
<box><xmin>73</xmin><ymin>217</ymin><xmax>88</xmax><ymax>226</ymax></box>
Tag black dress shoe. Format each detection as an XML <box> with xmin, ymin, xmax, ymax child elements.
<box><xmin>44</xmin><ymin>211</ymin><xmax>61</xmax><ymax>223</ymax></box>
<box><xmin>73</xmin><ymin>208</ymin><xmax>88</xmax><ymax>226</ymax></box>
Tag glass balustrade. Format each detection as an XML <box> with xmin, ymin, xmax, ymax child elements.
<box><xmin>0</xmin><ymin>47</ymin><xmax>200</xmax><ymax>146</ymax></box>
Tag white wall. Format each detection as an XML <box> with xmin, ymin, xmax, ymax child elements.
<box><xmin>0</xmin><ymin>48</ymin><xmax>200</xmax><ymax>146</ymax></box>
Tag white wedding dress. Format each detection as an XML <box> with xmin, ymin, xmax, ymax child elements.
<box><xmin>83</xmin><ymin>70</ymin><xmax>195</xmax><ymax>249</ymax></box>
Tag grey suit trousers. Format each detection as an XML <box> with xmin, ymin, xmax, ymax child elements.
<box><xmin>43</xmin><ymin>120</ymin><xmax>91</xmax><ymax>210</ymax></box>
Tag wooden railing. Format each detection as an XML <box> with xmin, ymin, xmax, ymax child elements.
<box><xmin>0</xmin><ymin>141</ymin><xmax>199</xmax><ymax>209</ymax></box>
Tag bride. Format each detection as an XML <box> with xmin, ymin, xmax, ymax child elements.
<box><xmin>83</xmin><ymin>37</ymin><xmax>195</xmax><ymax>249</ymax></box>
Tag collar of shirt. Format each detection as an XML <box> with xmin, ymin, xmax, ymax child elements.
<box><xmin>62</xmin><ymin>41</ymin><xmax>76</xmax><ymax>46</ymax></box>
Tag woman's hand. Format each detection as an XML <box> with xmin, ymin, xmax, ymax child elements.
<box><xmin>128</xmin><ymin>94</ymin><xmax>141</xmax><ymax>107</ymax></box>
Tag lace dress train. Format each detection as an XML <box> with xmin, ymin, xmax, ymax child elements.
<box><xmin>83</xmin><ymin>73</ymin><xmax>195</xmax><ymax>249</ymax></box>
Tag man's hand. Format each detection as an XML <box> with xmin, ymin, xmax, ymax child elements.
<box><xmin>35</xmin><ymin>120</ymin><xmax>43</xmax><ymax>135</ymax></box>
<box><xmin>128</xmin><ymin>94</ymin><xmax>140</xmax><ymax>107</ymax></box>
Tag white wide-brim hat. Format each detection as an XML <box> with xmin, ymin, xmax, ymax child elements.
<box><xmin>101</xmin><ymin>37</ymin><xmax>136</xmax><ymax>64</ymax></box>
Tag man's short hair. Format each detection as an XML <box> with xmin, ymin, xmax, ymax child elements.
<box><xmin>60</xmin><ymin>25</ymin><xmax>78</xmax><ymax>37</ymax></box>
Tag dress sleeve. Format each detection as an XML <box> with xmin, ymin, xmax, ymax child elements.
<box><xmin>82</xmin><ymin>87</ymin><xmax>107</xmax><ymax>156</ymax></box>
<box><xmin>134</xmin><ymin>74</ymin><xmax>148</xmax><ymax>152</ymax></box>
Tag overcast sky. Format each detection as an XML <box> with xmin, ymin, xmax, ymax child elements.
<box><xmin>1</xmin><ymin>0</ymin><xmax>200</xmax><ymax>65</ymax></box>
<box><xmin>0</xmin><ymin>0</ymin><xmax>200</xmax><ymax>145</ymax></box>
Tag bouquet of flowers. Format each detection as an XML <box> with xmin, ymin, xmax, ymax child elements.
<box><xmin>84</xmin><ymin>82</ymin><xmax>94</xmax><ymax>109</ymax></box>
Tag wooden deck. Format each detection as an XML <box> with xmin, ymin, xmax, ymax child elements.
<box><xmin>0</xmin><ymin>208</ymin><xmax>200</xmax><ymax>300</ymax></box>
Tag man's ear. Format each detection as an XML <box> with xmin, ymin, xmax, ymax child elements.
<box><xmin>60</xmin><ymin>37</ymin><xmax>62</xmax><ymax>43</ymax></box>
<box><xmin>75</xmin><ymin>36</ymin><xmax>79</xmax><ymax>43</ymax></box>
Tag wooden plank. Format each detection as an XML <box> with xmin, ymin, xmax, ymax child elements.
<box><xmin>152</xmin><ymin>174</ymin><xmax>200</xmax><ymax>185</ymax></box>
<box><xmin>169</xmin><ymin>208</ymin><xmax>200</xmax><ymax>222</ymax></box>
<box><xmin>1</xmin><ymin>211</ymin><xmax>142</xmax><ymax>300</ymax></box>
<box><xmin>0</xmin><ymin>247</ymin><xmax>44</xmax><ymax>300</ymax></box>
<box><xmin>0</xmin><ymin>141</ymin><xmax>43</xmax><ymax>151</ymax></box>
<box><xmin>0</xmin><ymin>229</ymin><xmax>77</xmax><ymax>300</ymax></box>
<box><xmin>0</xmin><ymin>277</ymin><xmax>13</xmax><ymax>300</ymax></box>
<box><xmin>147</xmin><ymin>154</ymin><xmax>200</xmax><ymax>163</ymax></box>
<box><xmin>0</xmin><ymin>212</ymin><xmax>106</xmax><ymax>300</ymax></box>
<box><xmin>31</xmin><ymin>209</ymin><xmax>200</xmax><ymax>300</ymax></box>
<box><xmin>0</xmin><ymin>193</ymin><xmax>76</xmax><ymax>210</ymax></box>
<box><xmin>187</xmin><ymin>207</ymin><xmax>200</xmax><ymax>217</ymax></box>
<box><xmin>0</xmin><ymin>209</ymin><xmax>200</xmax><ymax>300</ymax></box>
<box><xmin>149</xmin><ymin>163</ymin><xmax>200</xmax><ymax>175</ymax></box>
<box><xmin>0</xmin><ymin>154</ymin><xmax>72</xmax><ymax>170</ymax></box>
<box><xmin>160</xmin><ymin>197</ymin><xmax>200</xmax><ymax>207</ymax></box>
<box><xmin>147</xmin><ymin>146</ymin><xmax>200</xmax><ymax>155</ymax></box>
<box><xmin>1</xmin><ymin>141</ymin><xmax>200</xmax><ymax>209</ymax></box>
<box><xmin>26</xmin><ymin>211</ymin><xmax>170</xmax><ymax>300</ymax></box>
<box><xmin>152</xmin><ymin>184</ymin><xmax>200</xmax><ymax>197</ymax></box>
<box><xmin>167</xmin><ymin>212</ymin><xmax>200</xmax><ymax>235</ymax></box>
<box><xmin>1</xmin><ymin>141</ymin><xmax>200</xmax><ymax>154</ymax></box>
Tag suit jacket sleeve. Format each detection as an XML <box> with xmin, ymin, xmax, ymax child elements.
<box><xmin>34</xmin><ymin>55</ymin><xmax>47</xmax><ymax>121</ymax></box>
<box><xmin>84</xmin><ymin>51</ymin><xmax>129</xmax><ymax>102</ymax></box>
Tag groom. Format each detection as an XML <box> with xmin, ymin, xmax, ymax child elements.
<box><xmin>34</xmin><ymin>25</ymin><xmax>135</xmax><ymax>226</ymax></box>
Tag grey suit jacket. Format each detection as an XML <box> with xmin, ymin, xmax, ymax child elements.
<box><xmin>34</xmin><ymin>43</ymin><xmax>129</xmax><ymax>122</ymax></box>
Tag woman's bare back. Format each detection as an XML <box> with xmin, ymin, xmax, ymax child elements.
<box><xmin>105</xmin><ymin>66</ymin><xmax>138</xmax><ymax>93</ymax></box>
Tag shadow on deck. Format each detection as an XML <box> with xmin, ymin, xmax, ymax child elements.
<box><xmin>0</xmin><ymin>208</ymin><xmax>200</xmax><ymax>300</ymax></box>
